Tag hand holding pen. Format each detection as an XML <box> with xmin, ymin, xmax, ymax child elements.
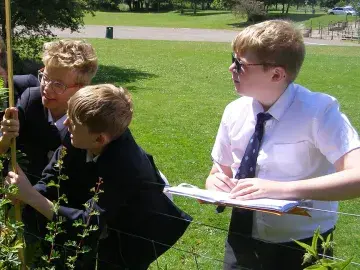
<box><xmin>210</xmin><ymin>160</ymin><xmax>236</xmax><ymax>213</ymax></box>
<box><xmin>206</xmin><ymin>159</ymin><xmax>236</xmax><ymax>193</ymax></box>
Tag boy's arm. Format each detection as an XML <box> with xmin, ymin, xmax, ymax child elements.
<box><xmin>230</xmin><ymin>100</ymin><xmax>360</xmax><ymax>201</ymax></box>
<box><xmin>206</xmin><ymin>105</ymin><xmax>237</xmax><ymax>192</ymax></box>
<box><xmin>229</xmin><ymin>149</ymin><xmax>360</xmax><ymax>201</ymax></box>
<box><xmin>6</xmin><ymin>168</ymin><xmax>54</xmax><ymax>220</ymax></box>
<box><xmin>287</xmin><ymin>148</ymin><xmax>360</xmax><ymax>200</ymax></box>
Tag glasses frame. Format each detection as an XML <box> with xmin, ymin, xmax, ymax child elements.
<box><xmin>37</xmin><ymin>68</ymin><xmax>80</xmax><ymax>95</ymax></box>
<box><xmin>231</xmin><ymin>53</ymin><xmax>278</xmax><ymax>73</ymax></box>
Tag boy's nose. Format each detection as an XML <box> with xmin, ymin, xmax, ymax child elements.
<box><xmin>229</xmin><ymin>62</ymin><xmax>237</xmax><ymax>73</ymax></box>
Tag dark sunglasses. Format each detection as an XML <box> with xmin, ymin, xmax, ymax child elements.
<box><xmin>231</xmin><ymin>53</ymin><xmax>266</xmax><ymax>73</ymax></box>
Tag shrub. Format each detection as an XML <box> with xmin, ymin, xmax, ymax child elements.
<box><xmin>232</xmin><ymin>0</ymin><xmax>266</xmax><ymax>23</ymax></box>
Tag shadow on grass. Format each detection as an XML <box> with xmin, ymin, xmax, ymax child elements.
<box><xmin>227</xmin><ymin>13</ymin><xmax>326</xmax><ymax>28</ymax></box>
<box><xmin>268</xmin><ymin>13</ymin><xmax>324</xmax><ymax>22</ymax></box>
<box><xmin>13</xmin><ymin>61</ymin><xmax>157</xmax><ymax>92</ymax></box>
<box><xmin>227</xmin><ymin>21</ymin><xmax>251</xmax><ymax>28</ymax></box>
<box><xmin>179</xmin><ymin>11</ymin><xmax>231</xmax><ymax>16</ymax></box>
<box><xmin>93</xmin><ymin>64</ymin><xmax>157</xmax><ymax>91</ymax></box>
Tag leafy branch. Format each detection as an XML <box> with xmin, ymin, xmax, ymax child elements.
<box><xmin>0</xmin><ymin>155</ymin><xmax>24</xmax><ymax>270</ymax></box>
<box><xmin>64</xmin><ymin>178</ymin><xmax>104</xmax><ymax>269</ymax></box>
<box><xmin>41</xmin><ymin>147</ymin><xmax>68</xmax><ymax>265</ymax></box>
<box><xmin>0</xmin><ymin>76</ymin><xmax>25</xmax><ymax>269</ymax></box>
<box><xmin>294</xmin><ymin>227</ymin><xmax>352</xmax><ymax>270</ymax></box>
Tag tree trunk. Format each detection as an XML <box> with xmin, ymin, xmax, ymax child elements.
<box><xmin>286</xmin><ymin>2</ymin><xmax>290</xmax><ymax>13</ymax></box>
<box><xmin>281</xmin><ymin>0</ymin><xmax>285</xmax><ymax>13</ymax></box>
<box><xmin>266</xmin><ymin>0</ymin><xmax>271</xmax><ymax>12</ymax></box>
<box><xmin>193</xmin><ymin>0</ymin><xmax>197</xmax><ymax>14</ymax></box>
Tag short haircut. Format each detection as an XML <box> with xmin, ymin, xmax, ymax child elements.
<box><xmin>68</xmin><ymin>84</ymin><xmax>133</xmax><ymax>139</ymax></box>
<box><xmin>232</xmin><ymin>20</ymin><xmax>305</xmax><ymax>82</ymax></box>
<box><xmin>42</xmin><ymin>39</ymin><xmax>98</xmax><ymax>85</ymax></box>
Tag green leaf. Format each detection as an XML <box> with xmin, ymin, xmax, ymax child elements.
<box><xmin>304</xmin><ymin>265</ymin><xmax>328</xmax><ymax>270</ymax></box>
<box><xmin>311</xmin><ymin>227</ymin><xmax>320</xmax><ymax>251</ymax></box>
<box><xmin>331</xmin><ymin>257</ymin><xmax>353</xmax><ymax>269</ymax></box>
<box><xmin>293</xmin><ymin>239</ymin><xmax>317</xmax><ymax>257</ymax></box>
<box><xmin>12</xmin><ymin>240</ymin><xmax>23</xmax><ymax>249</ymax></box>
<box><xmin>47</xmin><ymin>180</ymin><xmax>60</xmax><ymax>188</ymax></box>
<box><xmin>64</xmin><ymin>240</ymin><xmax>78</xmax><ymax>248</ymax></box>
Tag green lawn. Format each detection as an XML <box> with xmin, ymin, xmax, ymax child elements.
<box><xmin>84</xmin><ymin>9</ymin><xmax>358</xmax><ymax>30</ymax></box>
<box><xmin>84</xmin><ymin>10</ymin><xmax>242</xmax><ymax>29</ymax></box>
<box><xmin>86</xmin><ymin>39</ymin><xmax>360</xmax><ymax>269</ymax></box>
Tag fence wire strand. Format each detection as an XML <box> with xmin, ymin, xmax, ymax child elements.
<box><xmin>4</xmin><ymin>170</ymin><xmax>360</xmax><ymax>268</ymax></box>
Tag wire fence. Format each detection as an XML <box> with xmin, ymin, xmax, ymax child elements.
<box><xmin>3</xmin><ymin>170</ymin><xmax>360</xmax><ymax>269</ymax></box>
<box><xmin>303</xmin><ymin>17</ymin><xmax>360</xmax><ymax>42</ymax></box>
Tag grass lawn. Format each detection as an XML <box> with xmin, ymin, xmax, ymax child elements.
<box><xmin>84</xmin><ymin>9</ymin><xmax>358</xmax><ymax>30</ymax></box>
<box><xmin>84</xmin><ymin>10</ymin><xmax>243</xmax><ymax>29</ymax></box>
<box><xmin>86</xmin><ymin>39</ymin><xmax>360</xmax><ymax>269</ymax></box>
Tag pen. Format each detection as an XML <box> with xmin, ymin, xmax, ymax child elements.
<box><xmin>212</xmin><ymin>159</ymin><xmax>225</xmax><ymax>174</ymax></box>
<box><xmin>214</xmin><ymin>163</ymin><xmax>224</xmax><ymax>175</ymax></box>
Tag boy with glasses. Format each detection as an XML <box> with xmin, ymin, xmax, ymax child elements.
<box><xmin>0</xmin><ymin>39</ymin><xmax>98</xmax><ymax>184</ymax></box>
<box><xmin>6</xmin><ymin>84</ymin><xmax>191</xmax><ymax>269</ymax></box>
<box><xmin>206</xmin><ymin>20</ymin><xmax>360</xmax><ymax>269</ymax></box>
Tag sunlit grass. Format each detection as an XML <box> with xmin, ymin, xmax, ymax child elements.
<box><xmin>87</xmin><ymin>39</ymin><xmax>360</xmax><ymax>269</ymax></box>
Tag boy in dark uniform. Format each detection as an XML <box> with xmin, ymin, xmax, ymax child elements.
<box><xmin>7</xmin><ymin>84</ymin><xmax>192</xmax><ymax>269</ymax></box>
<box><xmin>0</xmin><ymin>39</ymin><xmax>98</xmax><ymax>184</ymax></box>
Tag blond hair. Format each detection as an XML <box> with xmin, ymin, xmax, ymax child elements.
<box><xmin>232</xmin><ymin>20</ymin><xmax>305</xmax><ymax>82</ymax></box>
<box><xmin>68</xmin><ymin>84</ymin><xmax>133</xmax><ymax>139</ymax></box>
<box><xmin>42</xmin><ymin>39</ymin><xmax>98</xmax><ymax>85</ymax></box>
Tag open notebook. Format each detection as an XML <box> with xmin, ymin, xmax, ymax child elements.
<box><xmin>165</xmin><ymin>184</ymin><xmax>309</xmax><ymax>216</ymax></box>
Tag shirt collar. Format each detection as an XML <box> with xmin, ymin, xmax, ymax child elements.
<box><xmin>252</xmin><ymin>83</ymin><xmax>296</xmax><ymax>121</ymax></box>
<box><xmin>48</xmin><ymin>110</ymin><xmax>67</xmax><ymax>131</ymax></box>
<box><xmin>86</xmin><ymin>151</ymin><xmax>99</xmax><ymax>163</ymax></box>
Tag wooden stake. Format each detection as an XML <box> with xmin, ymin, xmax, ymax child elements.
<box><xmin>4</xmin><ymin>0</ymin><xmax>26</xmax><ymax>268</ymax></box>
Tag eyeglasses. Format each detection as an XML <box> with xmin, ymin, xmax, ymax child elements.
<box><xmin>38</xmin><ymin>68</ymin><xmax>79</xmax><ymax>95</ymax></box>
<box><xmin>231</xmin><ymin>53</ymin><xmax>276</xmax><ymax>73</ymax></box>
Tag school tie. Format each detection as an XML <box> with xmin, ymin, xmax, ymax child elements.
<box><xmin>216</xmin><ymin>113</ymin><xmax>272</xmax><ymax>226</ymax></box>
<box><xmin>228</xmin><ymin>112</ymin><xmax>272</xmax><ymax>236</ymax></box>
<box><xmin>235</xmin><ymin>112</ymin><xmax>272</xmax><ymax>179</ymax></box>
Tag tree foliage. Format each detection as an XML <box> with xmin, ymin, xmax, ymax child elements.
<box><xmin>0</xmin><ymin>0</ymin><xmax>98</xmax><ymax>71</ymax></box>
<box><xmin>232</xmin><ymin>0</ymin><xmax>266</xmax><ymax>22</ymax></box>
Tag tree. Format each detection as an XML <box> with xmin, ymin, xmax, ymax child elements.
<box><xmin>232</xmin><ymin>0</ymin><xmax>266</xmax><ymax>22</ymax></box>
<box><xmin>0</xmin><ymin>0</ymin><xmax>98</xmax><ymax>67</ymax></box>
<box><xmin>320</xmin><ymin>0</ymin><xmax>338</xmax><ymax>7</ymax></box>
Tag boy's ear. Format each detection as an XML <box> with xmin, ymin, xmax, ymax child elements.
<box><xmin>95</xmin><ymin>133</ymin><xmax>111</xmax><ymax>146</ymax></box>
<box><xmin>271</xmin><ymin>67</ymin><xmax>287</xmax><ymax>82</ymax></box>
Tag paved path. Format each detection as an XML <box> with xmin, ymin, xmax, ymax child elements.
<box><xmin>51</xmin><ymin>25</ymin><xmax>360</xmax><ymax>46</ymax></box>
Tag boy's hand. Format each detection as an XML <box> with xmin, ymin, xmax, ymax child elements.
<box><xmin>1</xmin><ymin>107</ymin><xmax>19</xmax><ymax>140</ymax></box>
<box><xmin>5</xmin><ymin>165</ymin><xmax>33</xmax><ymax>204</ymax></box>
<box><xmin>206</xmin><ymin>173</ymin><xmax>237</xmax><ymax>193</ymax></box>
<box><xmin>229</xmin><ymin>178</ymin><xmax>288</xmax><ymax>200</ymax></box>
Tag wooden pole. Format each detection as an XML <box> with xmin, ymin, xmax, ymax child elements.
<box><xmin>4</xmin><ymin>0</ymin><xmax>25</xmax><ymax>268</ymax></box>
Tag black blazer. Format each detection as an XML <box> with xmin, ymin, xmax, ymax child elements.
<box><xmin>34</xmin><ymin>129</ymin><xmax>192</xmax><ymax>269</ymax></box>
<box><xmin>17</xmin><ymin>86</ymin><xmax>70</xmax><ymax>184</ymax></box>
<box><xmin>14</xmin><ymin>74</ymin><xmax>40</xmax><ymax>100</ymax></box>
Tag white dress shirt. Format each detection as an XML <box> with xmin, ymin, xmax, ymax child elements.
<box><xmin>211</xmin><ymin>83</ymin><xmax>360</xmax><ymax>243</ymax></box>
<box><xmin>47</xmin><ymin>110</ymin><xmax>67</xmax><ymax>161</ymax></box>
<box><xmin>47</xmin><ymin>110</ymin><xmax>67</xmax><ymax>132</ymax></box>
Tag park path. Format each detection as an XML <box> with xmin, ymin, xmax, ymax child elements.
<box><xmin>51</xmin><ymin>25</ymin><xmax>360</xmax><ymax>46</ymax></box>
